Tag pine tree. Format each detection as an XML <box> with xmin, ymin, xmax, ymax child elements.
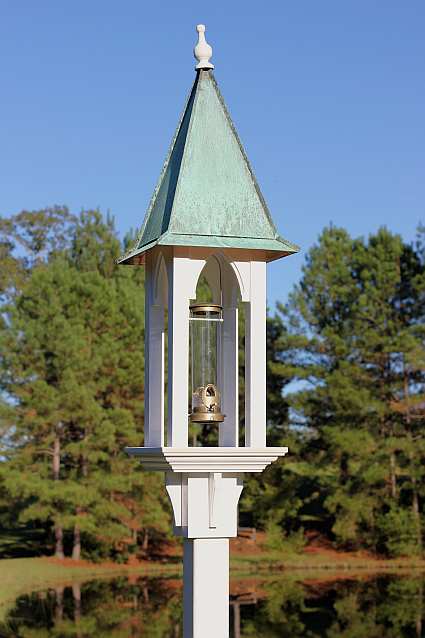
<box><xmin>266</xmin><ymin>225</ymin><xmax>425</xmax><ymax>553</ymax></box>
<box><xmin>0</xmin><ymin>208</ymin><xmax>170</xmax><ymax>559</ymax></box>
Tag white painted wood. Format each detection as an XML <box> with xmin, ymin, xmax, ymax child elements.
<box><xmin>245</xmin><ymin>261</ymin><xmax>267</xmax><ymax>447</ymax></box>
<box><xmin>165</xmin><ymin>472</ymin><xmax>182</xmax><ymax>528</ymax></box>
<box><xmin>186</xmin><ymin>473</ymin><xmax>243</xmax><ymax>538</ymax></box>
<box><xmin>142</xmin><ymin>249</ymin><xmax>279</xmax><ymax>634</ymax></box>
<box><xmin>220</xmin><ymin>306</ymin><xmax>238</xmax><ymax>446</ymax></box>
<box><xmin>167</xmin><ymin>289</ymin><xmax>189</xmax><ymax>446</ymax></box>
<box><xmin>167</xmin><ymin>255</ymin><xmax>205</xmax><ymax>447</ymax></box>
<box><xmin>146</xmin><ymin>305</ymin><xmax>165</xmax><ymax>446</ymax></box>
<box><xmin>125</xmin><ymin>446</ymin><xmax>288</xmax><ymax>473</ymax></box>
<box><xmin>194</xmin><ymin>24</ymin><xmax>214</xmax><ymax>70</ymax></box>
<box><xmin>230</xmin><ymin>260</ymin><xmax>251</xmax><ymax>302</ymax></box>
<box><xmin>181</xmin><ymin>474</ymin><xmax>188</xmax><ymax>528</ymax></box>
<box><xmin>184</xmin><ymin>538</ymin><xmax>229</xmax><ymax>638</ymax></box>
<box><xmin>164</xmin><ymin>472</ymin><xmax>244</xmax><ymax>538</ymax></box>
<box><xmin>208</xmin><ymin>472</ymin><xmax>219</xmax><ymax>528</ymax></box>
<box><xmin>144</xmin><ymin>252</ymin><xmax>165</xmax><ymax>446</ymax></box>
<box><xmin>144</xmin><ymin>257</ymin><xmax>153</xmax><ymax>445</ymax></box>
<box><xmin>176</xmin><ymin>245</ymin><xmax>271</xmax><ymax>264</ymax></box>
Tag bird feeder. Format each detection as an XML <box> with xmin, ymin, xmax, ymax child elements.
<box><xmin>121</xmin><ymin>24</ymin><xmax>299</xmax><ymax>638</ymax></box>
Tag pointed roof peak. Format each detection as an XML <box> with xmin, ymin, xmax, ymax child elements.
<box><xmin>194</xmin><ymin>24</ymin><xmax>214</xmax><ymax>70</ymax></box>
<box><xmin>118</xmin><ymin>67</ymin><xmax>298</xmax><ymax>265</ymax></box>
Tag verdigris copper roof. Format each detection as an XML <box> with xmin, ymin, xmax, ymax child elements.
<box><xmin>119</xmin><ymin>69</ymin><xmax>299</xmax><ymax>264</ymax></box>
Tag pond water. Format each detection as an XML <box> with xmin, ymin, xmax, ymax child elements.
<box><xmin>1</xmin><ymin>572</ymin><xmax>424</xmax><ymax>637</ymax></box>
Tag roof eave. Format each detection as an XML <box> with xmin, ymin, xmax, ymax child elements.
<box><xmin>117</xmin><ymin>232</ymin><xmax>299</xmax><ymax>265</ymax></box>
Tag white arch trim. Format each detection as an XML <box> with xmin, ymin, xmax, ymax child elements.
<box><xmin>153</xmin><ymin>252</ymin><xmax>169</xmax><ymax>307</ymax></box>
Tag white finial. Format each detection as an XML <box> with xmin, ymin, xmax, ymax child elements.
<box><xmin>194</xmin><ymin>24</ymin><xmax>214</xmax><ymax>70</ymax></box>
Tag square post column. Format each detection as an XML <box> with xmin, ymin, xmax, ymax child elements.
<box><xmin>167</xmin><ymin>263</ymin><xmax>190</xmax><ymax>447</ymax></box>
<box><xmin>183</xmin><ymin>538</ymin><xmax>229</xmax><ymax>638</ymax></box>
<box><xmin>219</xmin><ymin>306</ymin><xmax>239</xmax><ymax>447</ymax></box>
<box><xmin>245</xmin><ymin>261</ymin><xmax>267</xmax><ymax>447</ymax></box>
<box><xmin>145</xmin><ymin>252</ymin><xmax>165</xmax><ymax>446</ymax></box>
<box><xmin>167</xmin><ymin>254</ymin><xmax>205</xmax><ymax>447</ymax></box>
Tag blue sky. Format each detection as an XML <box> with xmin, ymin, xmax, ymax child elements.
<box><xmin>1</xmin><ymin>1</ymin><xmax>423</xmax><ymax>307</ymax></box>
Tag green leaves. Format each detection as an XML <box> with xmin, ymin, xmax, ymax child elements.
<box><xmin>260</xmin><ymin>224</ymin><xmax>425</xmax><ymax>554</ymax></box>
<box><xmin>0</xmin><ymin>208</ymin><xmax>162</xmax><ymax>560</ymax></box>
<box><xmin>1</xmin><ymin>207</ymin><xmax>424</xmax><ymax>560</ymax></box>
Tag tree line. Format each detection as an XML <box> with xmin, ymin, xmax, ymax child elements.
<box><xmin>0</xmin><ymin>208</ymin><xmax>423</xmax><ymax>560</ymax></box>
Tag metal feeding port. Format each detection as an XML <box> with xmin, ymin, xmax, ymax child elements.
<box><xmin>189</xmin><ymin>303</ymin><xmax>225</xmax><ymax>424</ymax></box>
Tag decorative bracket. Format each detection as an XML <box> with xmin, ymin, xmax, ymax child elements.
<box><xmin>208</xmin><ymin>473</ymin><xmax>220</xmax><ymax>529</ymax></box>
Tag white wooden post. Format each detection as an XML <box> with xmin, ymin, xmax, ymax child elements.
<box><xmin>167</xmin><ymin>259</ymin><xmax>190</xmax><ymax>447</ymax></box>
<box><xmin>127</xmin><ymin>253</ymin><xmax>289</xmax><ymax>638</ymax></box>
<box><xmin>183</xmin><ymin>538</ymin><xmax>229</xmax><ymax>638</ymax></box>
<box><xmin>145</xmin><ymin>253</ymin><xmax>165</xmax><ymax>447</ymax></box>
<box><xmin>220</xmin><ymin>306</ymin><xmax>239</xmax><ymax>447</ymax></box>
<box><xmin>245</xmin><ymin>261</ymin><xmax>267</xmax><ymax>447</ymax></box>
<box><xmin>167</xmin><ymin>255</ymin><xmax>205</xmax><ymax>447</ymax></box>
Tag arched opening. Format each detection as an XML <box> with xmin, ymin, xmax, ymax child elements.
<box><xmin>195</xmin><ymin>274</ymin><xmax>214</xmax><ymax>304</ymax></box>
<box><xmin>146</xmin><ymin>250</ymin><xmax>256</xmax><ymax>450</ymax></box>
<box><xmin>189</xmin><ymin>254</ymin><xmax>243</xmax><ymax>447</ymax></box>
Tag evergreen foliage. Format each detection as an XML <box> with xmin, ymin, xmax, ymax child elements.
<box><xmin>261</xmin><ymin>225</ymin><xmax>425</xmax><ymax>555</ymax></box>
<box><xmin>0</xmin><ymin>209</ymin><xmax>170</xmax><ymax>560</ymax></box>
<box><xmin>0</xmin><ymin>208</ymin><xmax>423</xmax><ymax>559</ymax></box>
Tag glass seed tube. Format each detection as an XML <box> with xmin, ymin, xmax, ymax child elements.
<box><xmin>189</xmin><ymin>303</ymin><xmax>224</xmax><ymax>424</ymax></box>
